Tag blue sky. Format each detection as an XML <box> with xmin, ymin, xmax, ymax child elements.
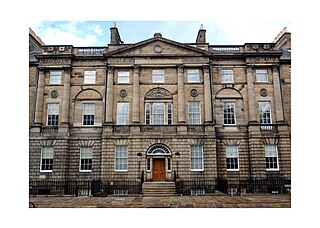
<box><xmin>30</xmin><ymin>21</ymin><xmax>291</xmax><ymax>46</ymax></box>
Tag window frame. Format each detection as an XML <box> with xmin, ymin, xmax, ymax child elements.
<box><xmin>49</xmin><ymin>70</ymin><xmax>62</xmax><ymax>84</ymax></box>
<box><xmin>84</xmin><ymin>70</ymin><xmax>96</xmax><ymax>84</ymax></box>
<box><xmin>117</xmin><ymin>70</ymin><xmax>130</xmax><ymax>84</ymax></box>
<box><xmin>190</xmin><ymin>145</ymin><xmax>204</xmax><ymax>171</ymax></box>
<box><xmin>152</xmin><ymin>69</ymin><xmax>165</xmax><ymax>83</ymax></box>
<box><xmin>226</xmin><ymin>145</ymin><xmax>239</xmax><ymax>171</ymax></box>
<box><xmin>187</xmin><ymin>69</ymin><xmax>200</xmax><ymax>83</ymax></box>
<box><xmin>188</xmin><ymin>101</ymin><xmax>201</xmax><ymax>124</ymax></box>
<box><xmin>79</xmin><ymin>147</ymin><xmax>93</xmax><ymax>172</ymax></box>
<box><xmin>115</xmin><ymin>145</ymin><xmax>128</xmax><ymax>172</ymax></box>
<box><xmin>221</xmin><ymin>69</ymin><xmax>234</xmax><ymax>83</ymax></box>
<box><xmin>145</xmin><ymin>102</ymin><xmax>172</xmax><ymax>125</ymax></box>
<box><xmin>265</xmin><ymin>144</ymin><xmax>279</xmax><ymax>171</ymax></box>
<box><xmin>259</xmin><ymin>101</ymin><xmax>272</xmax><ymax>125</ymax></box>
<box><xmin>116</xmin><ymin>102</ymin><xmax>129</xmax><ymax>125</ymax></box>
<box><xmin>223</xmin><ymin>102</ymin><xmax>236</xmax><ymax>125</ymax></box>
<box><xmin>46</xmin><ymin>103</ymin><xmax>59</xmax><ymax>126</ymax></box>
<box><xmin>256</xmin><ymin>69</ymin><xmax>268</xmax><ymax>83</ymax></box>
<box><xmin>152</xmin><ymin>102</ymin><xmax>165</xmax><ymax>125</ymax></box>
<box><xmin>82</xmin><ymin>103</ymin><xmax>95</xmax><ymax>126</ymax></box>
<box><xmin>40</xmin><ymin>147</ymin><xmax>54</xmax><ymax>172</ymax></box>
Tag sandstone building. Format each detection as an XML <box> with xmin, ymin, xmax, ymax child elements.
<box><xmin>29</xmin><ymin>24</ymin><xmax>291</xmax><ymax>195</ymax></box>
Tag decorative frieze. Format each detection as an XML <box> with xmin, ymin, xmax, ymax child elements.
<box><xmin>108</xmin><ymin>58</ymin><xmax>135</xmax><ymax>64</ymax></box>
<box><xmin>39</xmin><ymin>58</ymin><xmax>72</xmax><ymax>66</ymax></box>
<box><xmin>145</xmin><ymin>88</ymin><xmax>172</xmax><ymax>100</ymax></box>
<box><xmin>246</xmin><ymin>56</ymin><xmax>279</xmax><ymax>64</ymax></box>
<box><xmin>182</xmin><ymin>57</ymin><xmax>208</xmax><ymax>64</ymax></box>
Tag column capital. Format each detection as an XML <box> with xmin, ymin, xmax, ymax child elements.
<box><xmin>107</xmin><ymin>65</ymin><xmax>115</xmax><ymax>73</ymax></box>
<box><xmin>177</xmin><ymin>64</ymin><xmax>184</xmax><ymax>73</ymax></box>
<box><xmin>246</xmin><ymin>65</ymin><xmax>254</xmax><ymax>73</ymax></box>
<box><xmin>133</xmin><ymin>64</ymin><xmax>140</xmax><ymax>74</ymax></box>
<box><xmin>272</xmin><ymin>65</ymin><xmax>279</xmax><ymax>73</ymax></box>
<box><xmin>202</xmin><ymin>65</ymin><xmax>210</xmax><ymax>73</ymax></box>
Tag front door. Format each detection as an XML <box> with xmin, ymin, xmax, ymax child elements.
<box><xmin>152</xmin><ymin>158</ymin><xmax>166</xmax><ymax>181</ymax></box>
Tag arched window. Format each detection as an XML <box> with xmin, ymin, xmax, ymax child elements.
<box><xmin>144</xmin><ymin>88</ymin><xmax>173</xmax><ymax>125</ymax></box>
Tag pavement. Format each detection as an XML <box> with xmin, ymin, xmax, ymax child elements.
<box><xmin>29</xmin><ymin>194</ymin><xmax>291</xmax><ymax>208</ymax></box>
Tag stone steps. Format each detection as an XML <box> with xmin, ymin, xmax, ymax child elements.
<box><xmin>142</xmin><ymin>182</ymin><xmax>177</xmax><ymax>197</ymax></box>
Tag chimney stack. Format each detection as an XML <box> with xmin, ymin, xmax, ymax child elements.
<box><xmin>196</xmin><ymin>24</ymin><xmax>206</xmax><ymax>43</ymax></box>
<box><xmin>110</xmin><ymin>22</ymin><xmax>123</xmax><ymax>44</ymax></box>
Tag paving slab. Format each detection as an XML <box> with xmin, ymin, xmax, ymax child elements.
<box><xmin>29</xmin><ymin>194</ymin><xmax>291</xmax><ymax>208</ymax></box>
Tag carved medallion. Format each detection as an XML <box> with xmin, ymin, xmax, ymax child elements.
<box><xmin>154</xmin><ymin>44</ymin><xmax>162</xmax><ymax>53</ymax></box>
<box><xmin>120</xmin><ymin>89</ymin><xmax>127</xmax><ymax>98</ymax></box>
<box><xmin>190</xmin><ymin>89</ymin><xmax>198</xmax><ymax>97</ymax></box>
<box><xmin>50</xmin><ymin>90</ymin><xmax>58</xmax><ymax>98</ymax></box>
<box><xmin>260</xmin><ymin>88</ymin><xmax>268</xmax><ymax>97</ymax></box>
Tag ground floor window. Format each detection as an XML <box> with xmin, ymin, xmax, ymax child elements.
<box><xmin>40</xmin><ymin>147</ymin><xmax>53</xmax><ymax>172</ymax></box>
<box><xmin>190</xmin><ymin>145</ymin><xmax>203</xmax><ymax>171</ymax></box>
<box><xmin>115</xmin><ymin>145</ymin><xmax>128</xmax><ymax>171</ymax></box>
<box><xmin>226</xmin><ymin>145</ymin><xmax>239</xmax><ymax>171</ymax></box>
<box><xmin>265</xmin><ymin>144</ymin><xmax>279</xmax><ymax>171</ymax></box>
<box><xmin>80</xmin><ymin>147</ymin><xmax>92</xmax><ymax>172</ymax></box>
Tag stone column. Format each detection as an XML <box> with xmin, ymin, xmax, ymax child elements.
<box><xmin>273</xmin><ymin>66</ymin><xmax>284</xmax><ymax>122</ymax></box>
<box><xmin>177</xmin><ymin>65</ymin><xmax>186</xmax><ymax>123</ymax></box>
<box><xmin>203</xmin><ymin>65</ymin><xmax>212</xmax><ymax>123</ymax></box>
<box><xmin>61</xmin><ymin>68</ymin><xmax>71</xmax><ymax>125</ymax></box>
<box><xmin>34</xmin><ymin>67</ymin><xmax>45</xmax><ymax>125</ymax></box>
<box><xmin>105</xmin><ymin>66</ymin><xmax>114</xmax><ymax>124</ymax></box>
<box><xmin>132</xmin><ymin>65</ymin><xmax>140</xmax><ymax>123</ymax></box>
<box><xmin>246</xmin><ymin>66</ymin><xmax>257</xmax><ymax>122</ymax></box>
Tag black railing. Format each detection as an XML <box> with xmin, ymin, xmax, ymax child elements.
<box><xmin>216</xmin><ymin>178</ymin><xmax>291</xmax><ymax>195</ymax></box>
<box><xmin>29</xmin><ymin>179</ymin><xmax>142</xmax><ymax>196</ymax></box>
<box><xmin>175</xmin><ymin>178</ymin><xmax>215</xmax><ymax>195</ymax></box>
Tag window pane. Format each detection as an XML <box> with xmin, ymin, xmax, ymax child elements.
<box><xmin>265</xmin><ymin>144</ymin><xmax>278</xmax><ymax>170</ymax></box>
<box><xmin>50</xmin><ymin>71</ymin><xmax>62</xmax><ymax>84</ymax></box>
<box><xmin>118</xmin><ymin>70</ymin><xmax>130</xmax><ymax>83</ymax></box>
<box><xmin>188</xmin><ymin>102</ymin><xmax>201</xmax><ymax>124</ymax></box>
<box><xmin>221</xmin><ymin>69</ymin><xmax>234</xmax><ymax>83</ymax></box>
<box><xmin>256</xmin><ymin>69</ymin><xmax>268</xmax><ymax>82</ymax></box>
<box><xmin>190</xmin><ymin>145</ymin><xmax>203</xmax><ymax>170</ymax></box>
<box><xmin>83</xmin><ymin>104</ymin><xmax>95</xmax><ymax>125</ymax></box>
<box><xmin>152</xmin><ymin>103</ymin><xmax>165</xmax><ymax>125</ymax></box>
<box><xmin>259</xmin><ymin>102</ymin><xmax>272</xmax><ymax>124</ymax></box>
<box><xmin>223</xmin><ymin>102</ymin><xmax>236</xmax><ymax>125</ymax></box>
<box><xmin>80</xmin><ymin>147</ymin><xmax>92</xmax><ymax>171</ymax></box>
<box><xmin>167</xmin><ymin>102</ymin><xmax>172</xmax><ymax>125</ymax></box>
<box><xmin>115</xmin><ymin>146</ymin><xmax>128</xmax><ymax>171</ymax></box>
<box><xmin>187</xmin><ymin>69</ymin><xmax>200</xmax><ymax>82</ymax></box>
<box><xmin>84</xmin><ymin>70</ymin><xmax>96</xmax><ymax>84</ymax></box>
<box><xmin>117</xmin><ymin>103</ymin><xmax>129</xmax><ymax>125</ymax></box>
<box><xmin>152</xmin><ymin>69</ymin><xmax>164</xmax><ymax>83</ymax></box>
<box><xmin>145</xmin><ymin>103</ymin><xmax>150</xmax><ymax>125</ymax></box>
<box><xmin>47</xmin><ymin>103</ymin><xmax>59</xmax><ymax>126</ymax></box>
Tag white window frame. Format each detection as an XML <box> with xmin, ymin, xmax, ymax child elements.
<box><xmin>82</xmin><ymin>103</ymin><xmax>95</xmax><ymax>126</ymax></box>
<box><xmin>152</xmin><ymin>102</ymin><xmax>165</xmax><ymax>125</ymax></box>
<box><xmin>40</xmin><ymin>147</ymin><xmax>53</xmax><ymax>172</ymax></box>
<box><xmin>187</xmin><ymin>69</ymin><xmax>200</xmax><ymax>83</ymax></box>
<box><xmin>117</xmin><ymin>102</ymin><xmax>129</xmax><ymax>125</ymax></box>
<box><xmin>190</xmin><ymin>145</ymin><xmax>204</xmax><ymax>171</ymax></box>
<box><xmin>265</xmin><ymin>144</ymin><xmax>279</xmax><ymax>171</ymax></box>
<box><xmin>223</xmin><ymin>102</ymin><xmax>236</xmax><ymax>125</ymax></box>
<box><xmin>259</xmin><ymin>101</ymin><xmax>272</xmax><ymax>125</ymax></box>
<box><xmin>115</xmin><ymin>145</ymin><xmax>128</xmax><ymax>172</ymax></box>
<box><xmin>221</xmin><ymin>69</ymin><xmax>234</xmax><ymax>83</ymax></box>
<box><xmin>84</xmin><ymin>70</ymin><xmax>96</xmax><ymax>84</ymax></box>
<box><xmin>152</xmin><ymin>69</ymin><xmax>164</xmax><ymax>83</ymax></box>
<box><xmin>79</xmin><ymin>147</ymin><xmax>93</xmax><ymax>172</ymax></box>
<box><xmin>226</xmin><ymin>145</ymin><xmax>239</xmax><ymax>171</ymax></box>
<box><xmin>188</xmin><ymin>101</ymin><xmax>201</xmax><ymax>124</ymax></box>
<box><xmin>145</xmin><ymin>102</ymin><xmax>172</xmax><ymax>125</ymax></box>
<box><xmin>166</xmin><ymin>157</ymin><xmax>172</xmax><ymax>171</ymax></box>
<box><xmin>46</xmin><ymin>103</ymin><xmax>59</xmax><ymax>126</ymax></box>
<box><xmin>118</xmin><ymin>70</ymin><xmax>130</xmax><ymax>83</ymax></box>
<box><xmin>49</xmin><ymin>70</ymin><xmax>62</xmax><ymax>84</ymax></box>
<box><xmin>256</xmin><ymin>69</ymin><xmax>268</xmax><ymax>82</ymax></box>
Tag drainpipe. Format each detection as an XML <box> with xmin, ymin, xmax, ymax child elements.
<box><xmin>208</xmin><ymin>60</ymin><xmax>214</xmax><ymax>124</ymax></box>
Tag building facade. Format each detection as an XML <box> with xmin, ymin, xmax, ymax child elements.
<box><xmin>29</xmin><ymin>25</ymin><xmax>291</xmax><ymax>195</ymax></box>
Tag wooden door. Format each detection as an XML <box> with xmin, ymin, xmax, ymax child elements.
<box><xmin>152</xmin><ymin>158</ymin><xmax>166</xmax><ymax>181</ymax></box>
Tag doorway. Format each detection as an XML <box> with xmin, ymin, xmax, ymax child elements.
<box><xmin>152</xmin><ymin>158</ymin><xmax>166</xmax><ymax>181</ymax></box>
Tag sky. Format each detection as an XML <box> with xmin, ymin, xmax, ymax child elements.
<box><xmin>30</xmin><ymin>21</ymin><xmax>291</xmax><ymax>46</ymax></box>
